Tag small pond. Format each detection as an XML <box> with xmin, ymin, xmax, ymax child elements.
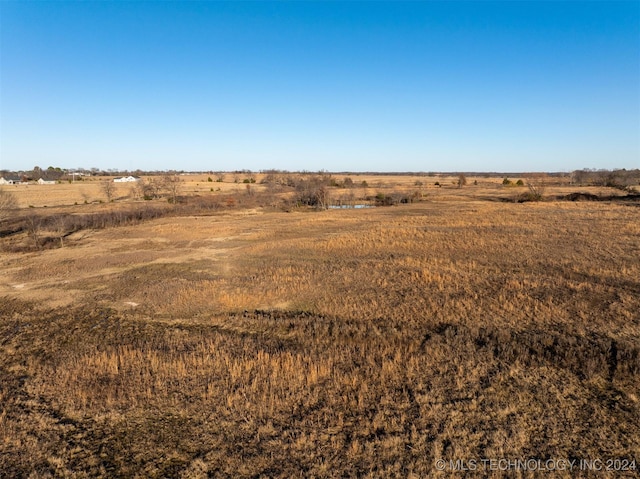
<box><xmin>328</xmin><ymin>204</ymin><xmax>374</xmax><ymax>209</ymax></box>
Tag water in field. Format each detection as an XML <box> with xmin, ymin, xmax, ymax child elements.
<box><xmin>328</xmin><ymin>204</ymin><xmax>373</xmax><ymax>209</ymax></box>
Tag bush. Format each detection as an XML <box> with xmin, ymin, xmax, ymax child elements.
<box><xmin>374</xmin><ymin>193</ymin><xmax>394</xmax><ymax>206</ymax></box>
<box><xmin>293</xmin><ymin>175</ymin><xmax>331</xmax><ymax>209</ymax></box>
<box><xmin>515</xmin><ymin>192</ymin><xmax>544</xmax><ymax>203</ymax></box>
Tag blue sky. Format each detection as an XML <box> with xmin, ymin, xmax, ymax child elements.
<box><xmin>1</xmin><ymin>1</ymin><xmax>638</xmax><ymax>172</ymax></box>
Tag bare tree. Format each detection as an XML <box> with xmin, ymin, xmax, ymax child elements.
<box><xmin>457</xmin><ymin>173</ymin><xmax>467</xmax><ymax>188</ymax></box>
<box><xmin>102</xmin><ymin>180</ymin><xmax>115</xmax><ymax>202</ymax></box>
<box><xmin>53</xmin><ymin>214</ymin><xmax>69</xmax><ymax>248</ymax></box>
<box><xmin>316</xmin><ymin>186</ymin><xmax>329</xmax><ymax>210</ymax></box>
<box><xmin>0</xmin><ymin>189</ymin><xmax>18</xmax><ymax>222</ymax></box>
<box><xmin>162</xmin><ymin>174</ymin><xmax>181</xmax><ymax>204</ymax></box>
<box><xmin>138</xmin><ymin>178</ymin><xmax>162</xmax><ymax>199</ymax></box>
<box><xmin>31</xmin><ymin>165</ymin><xmax>43</xmax><ymax>181</ymax></box>
<box><xmin>571</xmin><ymin>169</ymin><xmax>588</xmax><ymax>186</ymax></box>
<box><xmin>129</xmin><ymin>185</ymin><xmax>141</xmax><ymax>200</ymax></box>
<box><xmin>294</xmin><ymin>174</ymin><xmax>330</xmax><ymax>209</ymax></box>
<box><xmin>525</xmin><ymin>173</ymin><xmax>547</xmax><ymax>201</ymax></box>
<box><xmin>25</xmin><ymin>213</ymin><xmax>42</xmax><ymax>249</ymax></box>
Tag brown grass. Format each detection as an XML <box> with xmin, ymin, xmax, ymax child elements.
<box><xmin>0</xmin><ymin>172</ymin><xmax>594</xmax><ymax>209</ymax></box>
<box><xmin>0</xmin><ymin>182</ymin><xmax>638</xmax><ymax>477</ymax></box>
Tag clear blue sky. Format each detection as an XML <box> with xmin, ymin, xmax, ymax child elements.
<box><xmin>1</xmin><ymin>1</ymin><xmax>638</xmax><ymax>172</ymax></box>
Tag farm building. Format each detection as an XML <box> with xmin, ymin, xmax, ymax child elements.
<box><xmin>0</xmin><ymin>177</ymin><xmax>21</xmax><ymax>185</ymax></box>
<box><xmin>37</xmin><ymin>178</ymin><xmax>57</xmax><ymax>185</ymax></box>
<box><xmin>113</xmin><ymin>176</ymin><xmax>140</xmax><ymax>183</ymax></box>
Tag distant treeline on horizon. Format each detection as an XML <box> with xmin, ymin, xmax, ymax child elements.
<box><xmin>2</xmin><ymin>166</ymin><xmax>638</xmax><ymax>181</ymax></box>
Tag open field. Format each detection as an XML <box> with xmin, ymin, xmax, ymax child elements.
<box><xmin>2</xmin><ymin>172</ymin><xmax>632</xmax><ymax>210</ymax></box>
<box><xmin>1</xmin><ymin>180</ymin><xmax>639</xmax><ymax>477</ymax></box>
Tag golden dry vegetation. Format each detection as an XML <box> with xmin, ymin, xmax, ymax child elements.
<box><xmin>2</xmin><ymin>172</ymin><xmax>629</xmax><ymax>209</ymax></box>
<box><xmin>0</xmin><ymin>176</ymin><xmax>639</xmax><ymax>477</ymax></box>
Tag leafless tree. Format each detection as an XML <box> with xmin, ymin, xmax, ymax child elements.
<box><xmin>525</xmin><ymin>173</ymin><xmax>547</xmax><ymax>201</ymax></box>
<box><xmin>457</xmin><ymin>173</ymin><xmax>467</xmax><ymax>188</ymax></box>
<box><xmin>294</xmin><ymin>174</ymin><xmax>330</xmax><ymax>209</ymax></box>
<box><xmin>163</xmin><ymin>174</ymin><xmax>182</xmax><ymax>204</ymax></box>
<box><xmin>53</xmin><ymin>214</ymin><xmax>69</xmax><ymax>248</ymax></box>
<box><xmin>25</xmin><ymin>213</ymin><xmax>42</xmax><ymax>249</ymax></box>
<box><xmin>337</xmin><ymin>191</ymin><xmax>355</xmax><ymax>207</ymax></box>
<box><xmin>102</xmin><ymin>180</ymin><xmax>115</xmax><ymax>202</ymax></box>
<box><xmin>138</xmin><ymin>178</ymin><xmax>162</xmax><ymax>199</ymax></box>
<box><xmin>571</xmin><ymin>169</ymin><xmax>588</xmax><ymax>186</ymax></box>
<box><xmin>316</xmin><ymin>186</ymin><xmax>329</xmax><ymax>209</ymax></box>
<box><xmin>129</xmin><ymin>185</ymin><xmax>140</xmax><ymax>200</ymax></box>
<box><xmin>0</xmin><ymin>189</ymin><xmax>18</xmax><ymax>222</ymax></box>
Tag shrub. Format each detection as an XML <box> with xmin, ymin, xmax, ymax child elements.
<box><xmin>293</xmin><ymin>175</ymin><xmax>331</xmax><ymax>209</ymax></box>
<box><xmin>515</xmin><ymin>192</ymin><xmax>543</xmax><ymax>203</ymax></box>
<box><xmin>457</xmin><ymin>174</ymin><xmax>467</xmax><ymax>188</ymax></box>
<box><xmin>524</xmin><ymin>175</ymin><xmax>546</xmax><ymax>201</ymax></box>
<box><xmin>374</xmin><ymin>193</ymin><xmax>394</xmax><ymax>206</ymax></box>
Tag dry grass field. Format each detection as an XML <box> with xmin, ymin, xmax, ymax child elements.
<box><xmin>0</xmin><ymin>176</ymin><xmax>639</xmax><ymax>477</ymax></box>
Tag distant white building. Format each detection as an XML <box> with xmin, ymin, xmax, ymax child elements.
<box><xmin>0</xmin><ymin>177</ymin><xmax>20</xmax><ymax>185</ymax></box>
<box><xmin>37</xmin><ymin>178</ymin><xmax>56</xmax><ymax>185</ymax></box>
<box><xmin>113</xmin><ymin>176</ymin><xmax>140</xmax><ymax>183</ymax></box>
